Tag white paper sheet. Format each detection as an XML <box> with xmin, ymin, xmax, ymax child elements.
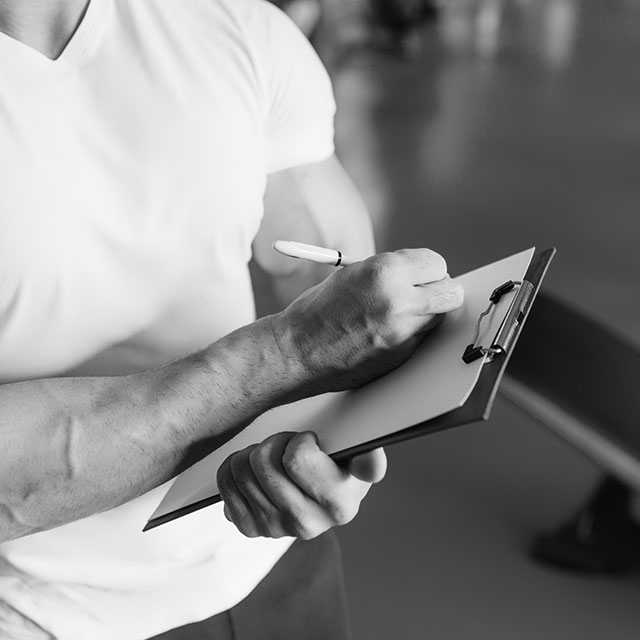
<box><xmin>148</xmin><ymin>248</ymin><xmax>535</xmax><ymax>524</ymax></box>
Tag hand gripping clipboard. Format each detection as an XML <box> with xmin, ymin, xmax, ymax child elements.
<box><xmin>144</xmin><ymin>248</ymin><xmax>555</xmax><ymax>531</ymax></box>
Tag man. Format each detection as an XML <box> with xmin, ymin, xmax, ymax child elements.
<box><xmin>0</xmin><ymin>0</ymin><xmax>463</xmax><ymax>637</ymax></box>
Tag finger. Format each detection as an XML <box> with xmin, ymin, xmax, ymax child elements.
<box><xmin>217</xmin><ymin>455</ymin><xmax>260</xmax><ymax>537</ymax></box>
<box><xmin>394</xmin><ymin>248</ymin><xmax>448</xmax><ymax>284</ymax></box>
<box><xmin>249</xmin><ymin>432</ymin><xmax>331</xmax><ymax>539</ymax></box>
<box><xmin>347</xmin><ymin>447</ymin><xmax>387</xmax><ymax>484</ymax></box>
<box><xmin>414</xmin><ymin>277</ymin><xmax>464</xmax><ymax>316</ymax></box>
<box><xmin>281</xmin><ymin>432</ymin><xmax>363</xmax><ymax>526</ymax></box>
<box><xmin>229</xmin><ymin>446</ymin><xmax>288</xmax><ymax>538</ymax></box>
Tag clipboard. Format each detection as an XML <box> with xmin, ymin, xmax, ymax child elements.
<box><xmin>144</xmin><ymin>247</ymin><xmax>555</xmax><ymax>531</ymax></box>
<box><xmin>332</xmin><ymin>247</ymin><xmax>556</xmax><ymax>461</ymax></box>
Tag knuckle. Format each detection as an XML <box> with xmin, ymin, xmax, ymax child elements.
<box><xmin>218</xmin><ymin>458</ymin><xmax>242</xmax><ymax>499</ymax></box>
<box><xmin>282</xmin><ymin>442</ymin><xmax>313</xmax><ymax>480</ymax></box>
<box><xmin>266</xmin><ymin>431</ymin><xmax>295</xmax><ymax>444</ymax></box>
<box><xmin>218</xmin><ymin>481</ymin><xmax>233</xmax><ymax>506</ymax></box>
<box><xmin>370</xmin><ymin>289</ymin><xmax>400</xmax><ymax>325</ymax></box>
<box><xmin>216</xmin><ymin>458</ymin><xmax>231</xmax><ymax>490</ymax></box>
<box><xmin>294</xmin><ymin>524</ymin><xmax>315</xmax><ymax>540</ymax></box>
<box><xmin>375</xmin><ymin>251</ymin><xmax>399</xmax><ymax>270</ymax></box>
<box><xmin>229</xmin><ymin>454</ymin><xmax>262</xmax><ymax>503</ymax></box>
<box><xmin>298</xmin><ymin>525</ymin><xmax>324</xmax><ymax>541</ymax></box>
<box><xmin>373</xmin><ymin>295</ymin><xmax>396</xmax><ymax>329</ymax></box>
<box><xmin>368</xmin><ymin>252</ymin><xmax>398</xmax><ymax>286</ymax></box>
<box><xmin>282</xmin><ymin>508</ymin><xmax>314</xmax><ymax>540</ymax></box>
<box><xmin>229</xmin><ymin>452</ymin><xmax>248</xmax><ymax>486</ymax></box>
<box><xmin>255</xmin><ymin>504</ymin><xmax>279</xmax><ymax>534</ymax></box>
<box><xmin>297</xmin><ymin>520</ymin><xmax>324</xmax><ymax>540</ymax></box>
<box><xmin>223</xmin><ymin>498</ymin><xmax>253</xmax><ymax>536</ymax></box>
<box><xmin>248</xmin><ymin>444</ymin><xmax>271</xmax><ymax>480</ymax></box>
<box><xmin>237</xmin><ymin>519</ymin><xmax>259</xmax><ymax>538</ymax></box>
<box><xmin>327</xmin><ymin>496</ymin><xmax>359</xmax><ymax>526</ymax></box>
<box><xmin>393</xmin><ymin>248</ymin><xmax>448</xmax><ymax>279</ymax></box>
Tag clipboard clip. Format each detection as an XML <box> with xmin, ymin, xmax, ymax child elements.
<box><xmin>462</xmin><ymin>279</ymin><xmax>535</xmax><ymax>363</ymax></box>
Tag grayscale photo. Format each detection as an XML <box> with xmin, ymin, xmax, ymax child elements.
<box><xmin>0</xmin><ymin>0</ymin><xmax>638</xmax><ymax>638</ymax></box>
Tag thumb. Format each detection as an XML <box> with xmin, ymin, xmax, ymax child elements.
<box><xmin>347</xmin><ymin>447</ymin><xmax>387</xmax><ymax>483</ymax></box>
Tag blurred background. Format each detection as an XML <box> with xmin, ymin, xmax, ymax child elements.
<box><xmin>273</xmin><ymin>0</ymin><xmax>640</xmax><ymax>638</ymax></box>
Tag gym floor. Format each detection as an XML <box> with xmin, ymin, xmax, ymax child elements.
<box><xmin>328</xmin><ymin>1</ymin><xmax>640</xmax><ymax>638</ymax></box>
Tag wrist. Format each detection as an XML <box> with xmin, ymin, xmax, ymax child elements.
<box><xmin>265</xmin><ymin>311</ymin><xmax>313</xmax><ymax>402</ymax></box>
<box><xmin>201</xmin><ymin>315</ymin><xmax>308</xmax><ymax>413</ymax></box>
<box><xmin>143</xmin><ymin>312</ymin><xmax>319</xmax><ymax>478</ymax></box>
<box><xmin>268</xmin><ymin>305</ymin><xmax>339</xmax><ymax>400</ymax></box>
<box><xmin>118</xmin><ymin>316</ymin><xmax>310</xmax><ymax>482</ymax></box>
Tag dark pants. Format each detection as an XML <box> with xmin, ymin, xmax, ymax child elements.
<box><xmin>148</xmin><ymin>531</ymin><xmax>353</xmax><ymax>640</ymax></box>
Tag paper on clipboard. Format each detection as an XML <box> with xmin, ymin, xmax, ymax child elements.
<box><xmin>146</xmin><ymin>248</ymin><xmax>535</xmax><ymax>528</ymax></box>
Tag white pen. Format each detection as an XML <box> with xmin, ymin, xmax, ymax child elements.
<box><xmin>272</xmin><ymin>240</ymin><xmax>356</xmax><ymax>267</ymax></box>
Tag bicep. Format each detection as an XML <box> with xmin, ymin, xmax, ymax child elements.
<box><xmin>254</xmin><ymin>155</ymin><xmax>375</xmax><ymax>275</ymax></box>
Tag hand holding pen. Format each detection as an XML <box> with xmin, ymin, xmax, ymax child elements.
<box><xmin>270</xmin><ymin>240</ymin><xmax>465</xmax><ymax>394</ymax></box>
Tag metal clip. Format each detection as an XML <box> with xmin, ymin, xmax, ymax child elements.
<box><xmin>462</xmin><ymin>280</ymin><xmax>524</xmax><ymax>364</ymax></box>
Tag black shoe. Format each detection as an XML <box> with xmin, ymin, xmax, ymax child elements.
<box><xmin>531</xmin><ymin>477</ymin><xmax>639</xmax><ymax>574</ymax></box>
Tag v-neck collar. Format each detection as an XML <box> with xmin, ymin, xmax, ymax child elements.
<box><xmin>0</xmin><ymin>0</ymin><xmax>106</xmax><ymax>72</ymax></box>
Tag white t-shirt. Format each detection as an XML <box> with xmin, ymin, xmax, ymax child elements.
<box><xmin>0</xmin><ymin>0</ymin><xmax>335</xmax><ymax>638</ymax></box>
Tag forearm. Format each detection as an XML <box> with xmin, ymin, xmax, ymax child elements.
<box><xmin>0</xmin><ymin>316</ymin><xmax>302</xmax><ymax>542</ymax></box>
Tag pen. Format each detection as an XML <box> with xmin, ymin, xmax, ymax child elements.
<box><xmin>272</xmin><ymin>240</ymin><xmax>356</xmax><ymax>267</ymax></box>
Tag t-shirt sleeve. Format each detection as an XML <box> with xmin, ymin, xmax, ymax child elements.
<box><xmin>245</xmin><ymin>1</ymin><xmax>337</xmax><ymax>174</ymax></box>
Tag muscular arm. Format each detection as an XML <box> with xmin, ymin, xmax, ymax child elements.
<box><xmin>0</xmin><ymin>246</ymin><xmax>463</xmax><ymax>544</ymax></box>
<box><xmin>0</xmin><ymin>316</ymin><xmax>298</xmax><ymax>542</ymax></box>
